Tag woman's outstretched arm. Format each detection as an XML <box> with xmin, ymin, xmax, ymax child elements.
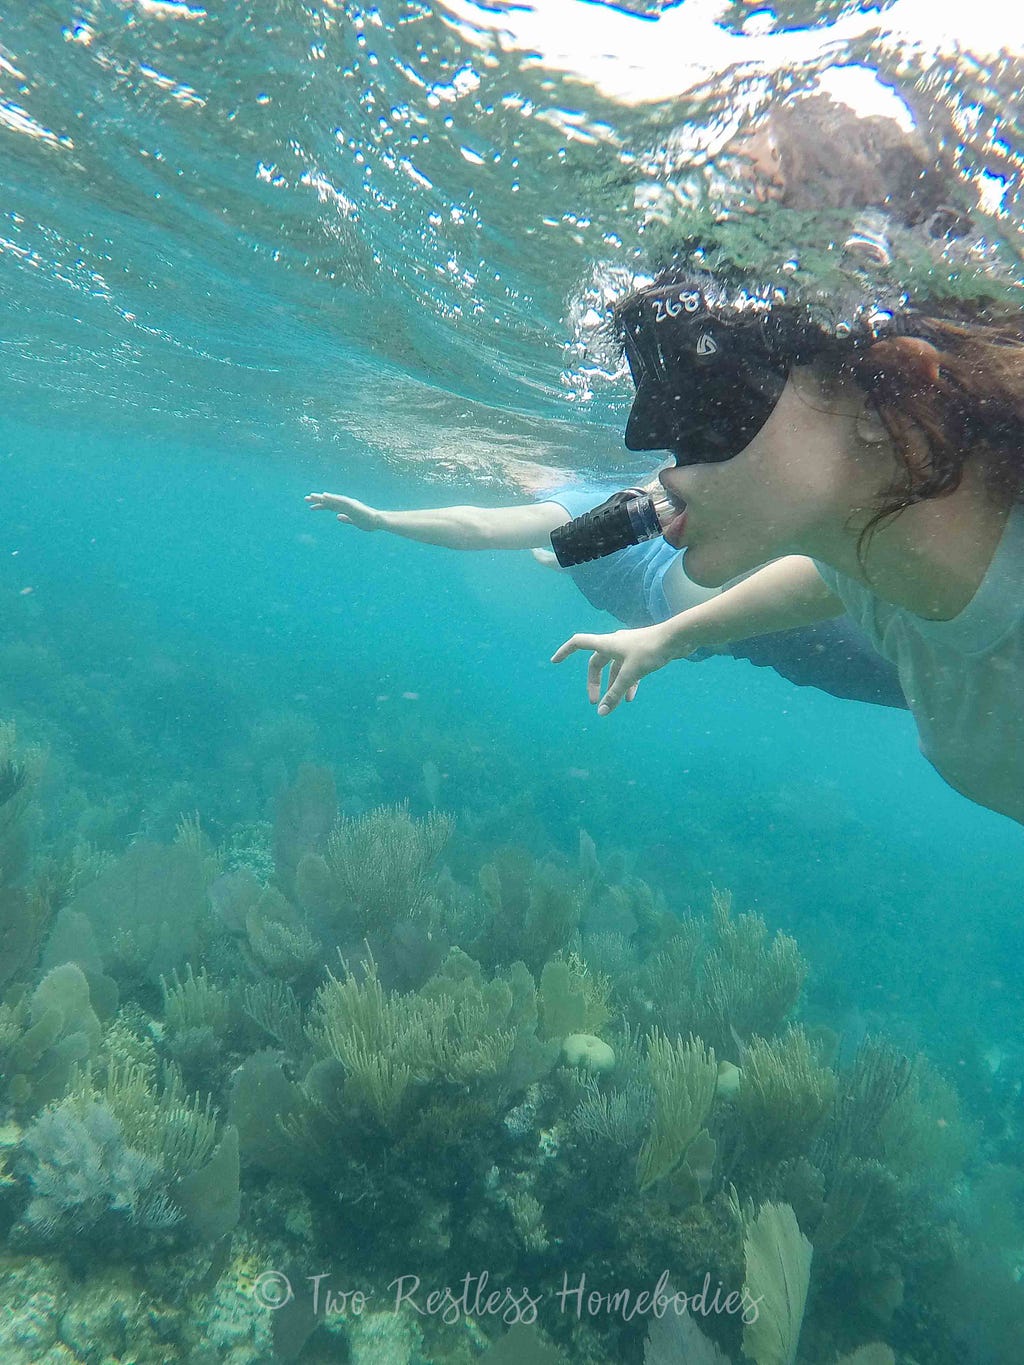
<box><xmin>306</xmin><ymin>492</ymin><xmax>567</xmax><ymax>550</ymax></box>
<box><xmin>553</xmin><ymin>555</ymin><xmax>846</xmax><ymax>714</ymax></box>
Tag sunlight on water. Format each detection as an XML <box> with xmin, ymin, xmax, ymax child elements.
<box><xmin>0</xmin><ymin>0</ymin><xmax>1019</xmax><ymax>468</ymax></box>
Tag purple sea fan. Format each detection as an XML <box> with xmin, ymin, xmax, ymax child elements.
<box><xmin>645</xmin><ymin>1287</ymin><xmax>733</xmax><ymax>1365</ymax></box>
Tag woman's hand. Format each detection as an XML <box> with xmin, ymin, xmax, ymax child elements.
<box><xmin>551</xmin><ymin>622</ymin><xmax>684</xmax><ymax>715</ymax></box>
<box><xmin>305</xmin><ymin>493</ymin><xmax>384</xmax><ymax>531</ymax></box>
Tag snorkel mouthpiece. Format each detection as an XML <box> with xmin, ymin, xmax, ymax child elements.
<box><xmin>550</xmin><ymin>488</ymin><xmax>670</xmax><ymax>567</ymax></box>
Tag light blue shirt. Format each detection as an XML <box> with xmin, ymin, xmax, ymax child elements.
<box><xmin>542</xmin><ymin>483</ymin><xmax>679</xmax><ymax>628</ymax></box>
<box><xmin>814</xmin><ymin>502</ymin><xmax>1024</xmax><ymax>822</ymax></box>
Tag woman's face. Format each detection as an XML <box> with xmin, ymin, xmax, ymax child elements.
<box><xmin>658</xmin><ymin>368</ymin><xmax>868</xmax><ymax>587</ymax></box>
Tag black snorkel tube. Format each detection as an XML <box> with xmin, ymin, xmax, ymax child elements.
<box><xmin>549</xmin><ymin>488</ymin><xmax>670</xmax><ymax>567</ymax></box>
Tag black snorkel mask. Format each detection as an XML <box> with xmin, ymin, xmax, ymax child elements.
<box><xmin>618</xmin><ymin>280</ymin><xmax>792</xmax><ymax>461</ymax></box>
<box><xmin>551</xmin><ymin>278</ymin><xmax>794</xmax><ymax>567</ymax></box>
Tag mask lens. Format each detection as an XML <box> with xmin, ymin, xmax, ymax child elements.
<box><xmin>671</xmin><ymin>358</ymin><xmax>788</xmax><ymax>463</ymax></box>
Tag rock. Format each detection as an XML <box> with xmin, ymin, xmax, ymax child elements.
<box><xmin>0</xmin><ymin>1258</ymin><xmax>66</xmax><ymax>1363</ymax></box>
<box><xmin>562</xmin><ymin>1033</ymin><xmax>615</xmax><ymax>1073</ymax></box>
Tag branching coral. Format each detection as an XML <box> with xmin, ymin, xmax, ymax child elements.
<box><xmin>313</xmin><ymin>803</ymin><xmax>453</xmax><ymax>939</ymax></box>
<box><xmin>0</xmin><ymin>720</ymin><xmax>42</xmax><ymax>889</ymax></box>
<box><xmin>242</xmin><ymin>978</ymin><xmax>305</xmax><ymax>1053</ymax></box>
<box><xmin>14</xmin><ymin>1058</ymin><xmax>240</xmax><ymax>1256</ymax></box>
<box><xmin>0</xmin><ymin>724</ymin><xmax>51</xmax><ymax>994</ymax></box>
<box><xmin>0</xmin><ymin>1000</ymin><xmax>24</xmax><ymax>1058</ymax></box>
<box><xmin>700</xmin><ymin>890</ymin><xmax>807</xmax><ymax>1055</ymax></box>
<box><xmin>494</xmin><ymin>1177</ymin><xmax>550</xmax><ymax>1255</ymax></box>
<box><xmin>307</xmin><ymin>952</ymin><xmax>534</xmax><ymax>1129</ymax></box>
<box><xmin>174</xmin><ymin>811</ymin><xmax>222</xmax><ymax>884</ymax></box>
<box><xmin>243</xmin><ymin>888</ymin><xmax>320</xmax><ymax>982</ymax></box>
<box><xmin>876</xmin><ymin>1053</ymin><xmax>974</xmax><ymax>1185</ymax></box>
<box><xmin>309</xmin><ymin>959</ymin><xmax>440</xmax><ymax>1126</ymax></box>
<box><xmin>84</xmin><ymin>1060</ymin><xmax>220</xmax><ymax>1179</ymax></box>
<box><xmin>812</xmin><ymin>1157</ymin><xmax>896</xmax><ymax>1255</ymax></box>
<box><xmin>734</xmin><ymin>1027</ymin><xmax>837</xmax><ymax>1167</ymax></box>
<box><xmin>630</xmin><ymin>891</ymin><xmax>807</xmax><ymax>1061</ymax></box>
<box><xmin>15</xmin><ymin>1098</ymin><xmax>183</xmax><ymax>1248</ymax></box>
<box><xmin>636</xmin><ymin>1030</ymin><xmax>718</xmax><ymax>1193</ymax></box>
<box><xmin>160</xmin><ymin>964</ymin><xmax>234</xmax><ymax>1082</ymax></box>
<box><xmin>538</xmin><ymin>958</ymin><xmax>588</xmax><ymax>1039</ymax></box>
<box><xmin>0</xmin><ymin>886</ymin><xmax>52</xmax><ymax>997</ymax></box>
<box><xmin>162</xmin><ymin>965</ymin><xmax>231</xmax><ymax>1036</ymax></box>
<box><xmin>571</xmin><ymin>1076</ymin><xmax>653</xmax><ymax>1150</ymax></box>
<box><xmin>634</xmin><ymin>919</ymin><xmax>704</xmax><ymax>1037</ymax></box>
<box><xmin>272</xmin><ymin>762</ymin><xmax>337</xmax><ymax>897</ymax></box>
<box><xmin>101</xmin><ymin>1010</ymin><xmax>159</xmax><ymax>1084</ymax></box>
<box><xmin>818</xmin><ymin>1036</ymin><xmax>914</xmax><ymax>1176</ymax></box>
<box><xmin>477</xmin><ymin>852</ymin><xmax>584</xmax><ymax>974</ymax></box>
<box><xmin>14</xmin><ymin>1058</ymin><xmax>242</xmax><ymax>1252</ymax></box>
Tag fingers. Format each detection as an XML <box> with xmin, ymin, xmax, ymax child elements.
<box><xmin>597</xmin><ymin>665</ymin><xmax>639</xmax><ymax>715</ymax></box>
<box><xmin>530</xmin><ymin>548</ymin><xmax>564</xmax><ymax>572</ymax></box>
<box><xmin>306</xmin><ymin>492</ymin><xmax>351</xmax><ymax>512</ymax></box>
<box><xmin>608</xmin><ymin>661</ymin><xmax>637</xmax><ymax>703</ymax></box>
<box><xmin>551</xmin><ymin>636</ymin><xmax>641</xmax><ymax>716</ymax></box>
<box><xmin>306</xmin><ymin>494</ymin><xmax>370</xmax><ymax>530</ymax></box>
<box><xmin>586</xmin><ymin>650</ymin><xmax>607</xmax><ymax>705</ymax></box>
<box><xmin>551</xmin><ymin>635</ymin><xmax>606</xmax><ymax>704</ymax></box>
<box><xmin>551</xmin><ymin>633</ymin><xmax>604</xmax><ymax>664</ymax></box>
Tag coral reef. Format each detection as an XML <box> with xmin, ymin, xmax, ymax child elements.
<box><xmin>0</xmin><ymin>719</ymin><xmax>1017</xmax><ymax>1365</ymax></box>
<box><xmin>12</xmin><ymin>1057</ymin><xmax>239</xmax><ymax>1260</ymax></box>
<box><xmin>636</xmin><ymin>1030</ymin><xmax>717</xmax><ymax>1194</ymax></box>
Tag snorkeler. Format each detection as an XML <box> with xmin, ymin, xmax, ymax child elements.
<box><xmin>309</xmin><ymin>92</ymin><xmax>978</xmax><ymax>711</ymax></box>
<box><xmin>551</xmin><ymin>270</ymin><xmax>1024</xmax><ymax>827</ymax></box>
<box><xmin>310</xmin><ymin>94</ymin><xmax>1021</xmax><ymax>819</ymax></box>
<box><xmin>310</xmin><ymin>266</ymin><xmax>1023</xmax><ymax>825</ymax></box>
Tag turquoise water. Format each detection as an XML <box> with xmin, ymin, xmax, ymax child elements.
<box><xmin>6</xmin><ymin>418</ymin><xmax>1020</xmax><ymax>1036</ymax></box>
<box><xmin>2</xmin><ymin>2</ymin><xmax>1024</xmax><ymax>1363</ymax></box>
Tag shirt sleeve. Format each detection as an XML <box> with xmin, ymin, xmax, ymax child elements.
<box><xmin>725</xmin><ymin>619</ymin><xmax>907</xmax><ymax>708</ymax></box>
<box><xmin>811</xmin><ymin>558</ymin><xmax>898</xmax><ymax>665</ymax></box>
<box><xmin>812</xmin><ymin>558</ymin><xmax>846</xmax><ymax>599</ymax></box>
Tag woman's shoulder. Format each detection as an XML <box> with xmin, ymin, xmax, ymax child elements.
<box><xmin>818</xmin><ymin>498</ymin><xmax>1024</xmax><ymax>656</ymax></box>
<box><xmin>534</xmin><ymin>479</ymin><xmax>620</xmax><ymax>521</ymax></box>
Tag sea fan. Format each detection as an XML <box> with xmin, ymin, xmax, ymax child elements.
<box><xmin>741</xmin><ymin>1202</ymin><xmax>812</xmax><ymax>1365</ymax></box>
<box><xmin>646</xmin><ymin>1299</ymin><xmax>733</xmax><ymax>1364</ymax></box>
